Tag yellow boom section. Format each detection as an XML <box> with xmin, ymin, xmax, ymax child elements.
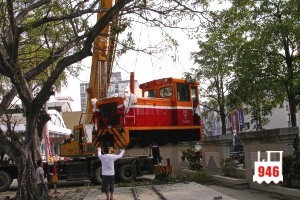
<box><xmin>86</xmin><ymin>0</ymin><xmax>119</xmax><ymax>114</ymax></box>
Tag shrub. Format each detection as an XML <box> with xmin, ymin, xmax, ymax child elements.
<box><xmin>171</xmin><ymin>170</ymin><xmax>213</xmax><ymax>185</ymax></box>
<box><xmin>283</xmin><ymin>155</ymin><xmax>300</xmax><ymax>187</ymax></box>
<box><xmin>220</xmin><ymin>157</ymin><xmax>237</xmax><ymax>178</ymax></box>
<box><xmin>181</xmin><ymin>147</ymin><xmax>202</xmax><ymax>171</ymax></box>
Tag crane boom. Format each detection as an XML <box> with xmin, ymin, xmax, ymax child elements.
<box><xmin>60</xmin><ymin>0</ymin><xmax>121</xmax><ymax>157</ymax></box>
<box><xmin>86</xmin><ymin>0</ymin><xmax>120</xmax><ymax>114</ymax></box>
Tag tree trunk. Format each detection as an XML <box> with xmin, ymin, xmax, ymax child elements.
<box><xmin>15</xmin><ymin>147</ymin><xmax>38</xmax><ymax>200</ymax></box>
<box><xmin>13</xmin><ymin>106</ymin><xmax>41</xmax><ymax>200</ymax></box>
<box><xmin>288</xmin><ymin>96</ymin><xmax>299</xmax><ymax>157</ymax></box>
<box><xmin>221</xmin><ymin>112</ymin><xmax>226</xmax><ymax>135</ymax></box>
<box><xmin>289</xmin><ymin>100</ymin><xmax>297</xmax><ymax>127</ymax></box>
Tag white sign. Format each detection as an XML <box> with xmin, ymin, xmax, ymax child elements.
<box><xmin>253</xmin><ymin>151</ymin><xmax>283</xmax><ymax>184</ymax></box>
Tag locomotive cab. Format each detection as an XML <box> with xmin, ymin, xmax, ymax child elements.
<box><xmin>139</xmin><ymin>78</ymin><xmax>201</xmax><ymax>126</ymax></box>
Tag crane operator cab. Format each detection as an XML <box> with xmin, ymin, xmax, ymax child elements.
<box><xmin>60</xmin><ymin>123</ymin><xmax>97</xmax><ymax>157</ymax></box>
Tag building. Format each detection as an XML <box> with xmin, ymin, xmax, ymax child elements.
<box><xmin>47</xmin><ymin>96</ymin><xmax>73</xmax><ymax>112</ymax></box>
<box><xmin>80</xmin><ymin>72</ymin><xmax>140</xmax><ymax>112</ymax></box>
<box><xmin>80</xmin><ymin>82</ymin><xmax>89</xmax><ymax>113</ymax></box>
<box><xmin>202</xmin><ymin>101</ymin><xmax>299</xmax><ymax>136</ymax></box>
<box><xmin>46</xmin><ymin>109</ymin><xmax>71</xmax><ymax>156</ymax></box>
<box><xmin>108</xmin><ymin>72</ymin><xmax>122</xmax><ymax>97</ymax></box>
<box><xmin>0</xmin><ymin>97</ymin><xmax>73</xmax><ymax>159</ymax></box>
<box><xmin>110</xmin><ymin>79</ymin><xmax>139</xmax><ymax>97</ymax></box>
<box><xmin>107</xmin><ymin>72</ymin><xmax>139</xmax><ymax>97</ymax></box>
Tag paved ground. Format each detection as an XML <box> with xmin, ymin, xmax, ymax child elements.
<box><xmin>207</xmin><ymin>185</ymin><xmax>275</xmax><ymax>200</ymax></box>
<box><xmin>82</xmin><ymin>183</ymin><xmax>276</xmax><ymax>200</ymax></box>
<box><xmin>1</xmin><ymin>180</ymin><xmax>278</xmax><ymax>200</ymax></box>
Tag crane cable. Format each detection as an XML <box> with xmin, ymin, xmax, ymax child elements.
<box><xmin>133</xmin><ymin>24</ymin><xmax>143</xmax><ymax>74</ymax></box>
<box><xmin>123</xmin><ymin>23</ymin><xmax>143</xmax><ymax>114</ymax></box>
<box><xmin>146</xmin><ymin>25</ymin><xmax>155</xmax><ymax>79</ymax></box>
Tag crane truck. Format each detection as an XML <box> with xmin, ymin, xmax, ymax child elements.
<box><xmin>50</xmin><ymin>74</ymin><xmax>203</xmax><ymax>186</ymax></box>
<box><xmin>0</xmin><ymin>76</ymin><xmax>206</xmax><ymax>191</ymax></box>
<box><xmin>0</xmin><ymin>0</ymin><xmax>203</xmax><ymax>192</ymax></box>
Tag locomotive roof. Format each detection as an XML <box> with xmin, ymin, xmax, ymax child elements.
<box><xmin>139</xmin><ymin>77</ymin><xmax>199</xmax><ymax>89</ymax></box>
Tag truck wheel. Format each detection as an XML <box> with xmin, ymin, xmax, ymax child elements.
<box><xmin>118</xmin><ymin>164</ymin><xmax>136</xmax><ymax>182</ymax></box>
<box><xmin>0</xmin><ymin>171</ymin><xmax>11</xmax><ymax>192</ymax></box>
<box><xmin>92</xmin><ymin>166</ymin><xmax>102</xmax><ymax>185</ymax></box>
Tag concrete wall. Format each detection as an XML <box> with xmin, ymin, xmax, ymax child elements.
<box><xmin>238</xmin><ymin>127</ymin><xmax>298</xmax><ymax>191</ymax></box>
<box><xmin>124</xmin><ymin>143</ymin><xmax>190</xmax><ymax>173</ymax></box>
<box><xmin>200</xmin><ymin>134</ymin><xmax>233</xmax><ymax>175</ymax></box>
<box><xmin>201</xmin><ymin>127</ymin><xmax>299</xmax><ymax>192</ymax></box>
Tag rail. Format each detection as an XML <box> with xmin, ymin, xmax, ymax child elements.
<box><xmin>131</xmin><ymin>186</ymin><xmax>167</xmax><ymax>200</ymax></box>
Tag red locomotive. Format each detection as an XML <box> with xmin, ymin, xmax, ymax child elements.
<box><xmin>92</xmin><ymin>73</ymin><xmax>203</xmax><ymax>148</ymax></box>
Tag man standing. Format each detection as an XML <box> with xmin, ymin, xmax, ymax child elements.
<box><xmin>36</xmin><ymin>159</ymin><xmax>48</xmax><ymax>200</ymax></box>
<box><xmin>97</xmin><ymin>147</ymin><xmax>125</xmax><ymax>200</ymax></box>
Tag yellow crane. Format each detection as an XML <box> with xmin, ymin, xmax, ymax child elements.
<box><xmin>60</xmin><ymin>0</ymin><xmax>119</xmax><ymax>157</ymax></box>
<box><xmin>86</xmin><ymin>0</ymin><xmax>119</xmax><ymax>112</ymax></box>
<box><xmin>48</xmin><ymin>1</ymin><xmax>155</xmax><ymax>185</ymax></box>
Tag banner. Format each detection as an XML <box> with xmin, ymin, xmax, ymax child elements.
<box><xmin>227</xmin><ymin>113</ymin><xmax>232</xmax><ymax>131</ymax></box>
<box><xmin>238</xmin><ymin>109</ymin><xmax>244</xmax><ymax>125</ymax></box>
<box><xmin>43</xmin><ymin>122</ymin><xmax>52</xmax><ymax>161</ymax></box>
<box><xmin>231</xmin><ymin>111</ymin><xmax>239</xmax><ymax>132</ymax></box>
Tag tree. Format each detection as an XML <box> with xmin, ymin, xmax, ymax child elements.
<box><xmin>193</xmin><ymin>0</ymin><xmax>300</xmax><ymax>134</ymax></box>
<box><xmin>0</xmin><ymin>1</ymin><xmax>132</xmax><ymax>198</ymax></box>
<box><xmin>227</xmin><ymin>0</ymin><xmax>300</xmax><ymax>128</ymax></box>
<box><xmin>0</xmin><ymin>0</ymin><xmax>207</xmax><ymax>199</ymax></box>
<box><xmin>187</xmin><ymin>11</ymin><xmax>238</xmax><ymax>135</ymax></box>
<box><xmin>223</xmin><ymin>0</ymin><xmax>300</xmax><ymax>154</ymax></box>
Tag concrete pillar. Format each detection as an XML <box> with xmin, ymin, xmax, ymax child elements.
<box><xmin>238</xmin><ymin>127</ymin><xmax>298</xmax><ymax>191</ymax></box>
<box><xmin>200</xmin><ymin>134</ymin><xmax>233</xmax><ymax>175</ymax></box>
<box><xmin>125</xmin><ymin>143</ymin><xmax>190</xmax><ymax>172</ymax></box>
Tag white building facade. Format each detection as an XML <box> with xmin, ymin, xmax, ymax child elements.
<box><xmin>0</xmin><ymin>97</ymin><xmax>72</xmax><ymax>159</ymax></box>
<box><xmin>203</xmin><ymin>101</ymin><xmax>298</xmax><ymax>136</ymax></box>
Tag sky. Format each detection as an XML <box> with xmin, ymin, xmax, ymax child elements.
<box><xmin>58</xmin><ymin>1</ymin><xmax>229</xmax><ymax>111</ymax></box>
<box><xmin>59</xmin><ymin>25</ymin><xmax>199</xmax><ymax>111</ymax></box>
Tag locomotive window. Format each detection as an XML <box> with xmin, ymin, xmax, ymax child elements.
<box><xmin>144</xmin><ymin>90</ymin><xmax>156</xmax><ymax>97</ymax></box>
<box><xmin>191</xmin><ymin>88</ymin><xmax>197</xmax><ymax>102</ymax></box>
<box><xmin>160</xmin><ymin>86</ymin><xmax>173</xmax><ymax>97</ymax></box>
<box><xmin>177</xmin><ymin>83</ymin><xmax>190</xmax><ymax>101</ymax></box>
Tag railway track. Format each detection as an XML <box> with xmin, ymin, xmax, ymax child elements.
<box><xmin>131</xmin><ymin>186</ymin><xmax>167</xmax><ymax>200</ymax></box>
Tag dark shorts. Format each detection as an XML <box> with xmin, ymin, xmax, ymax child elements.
<box><xmin>37</xmin><ymin>183</ymin><xmax>49</xmax><ymax>200</ymax></box>
<box><xmin>102</xmin><ymin>175</ymin><xmax>115</xmax><ymax>193</ymax></box>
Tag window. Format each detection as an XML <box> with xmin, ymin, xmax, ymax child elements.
<box><xmin>191</xmin><ymin>87</ymin><xmax>197</xmax><ymax>102</ymax></box>
<box><xmin>244</xmin><ymin>122</ymin><xmax>250</xmax><ymax>130</ymax></box>
<box><xmin>160</xmin><ymin>86</ymin><xmax>173</xmax><ymax>97</ymax></box>
<box><xmin>243</xmin><ymin>108</ymin><xmax>249</xmax><ymax>115</ymax></box>
<box><xmin>144</xmin><ymin>90</ymin><xmax>156</xmax><ymax>97</ymax></box>
<box><xmin>108</xmin><ymin>85</ymin><xmax>114</xmax><ymax>93</ymax></box>
<box><xmin>81</xmin><ymin>86</ymin><xmax>85</xmax><ymax>93</ymax></box>
<box><xmin>177</xmin><ymin>83</ymin><xmax>190</xmax><ymax>101</ymax></box>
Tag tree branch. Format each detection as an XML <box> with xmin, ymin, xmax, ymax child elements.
<box><xmin>17</xmin><ymin>1</ymin><xmax>102</xmax><ymax>34</ymax></box>
<box><xmin>15</xmin><ymin>0</ymin><xmax>51</xmax><ymax>23</ymax></box>
<box><xmin>32</xmin><ymin>0</ymin><xmax>133</xmax><ymax>109</ymax></box>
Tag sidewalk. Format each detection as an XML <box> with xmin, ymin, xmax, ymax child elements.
<box><xmin>81</xmin><ymin>182</ymin><xmax>275</xmax><ymax>200</ymax></box>
<box><xmin>207</xmin><ymin>185</ymin><xmax>274</xmax><ymax>200</ymax></box>
<box><xmin>1</xmin><ymin>180</ymin><xmax>276</xmax><ymax>200</ymax></box>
